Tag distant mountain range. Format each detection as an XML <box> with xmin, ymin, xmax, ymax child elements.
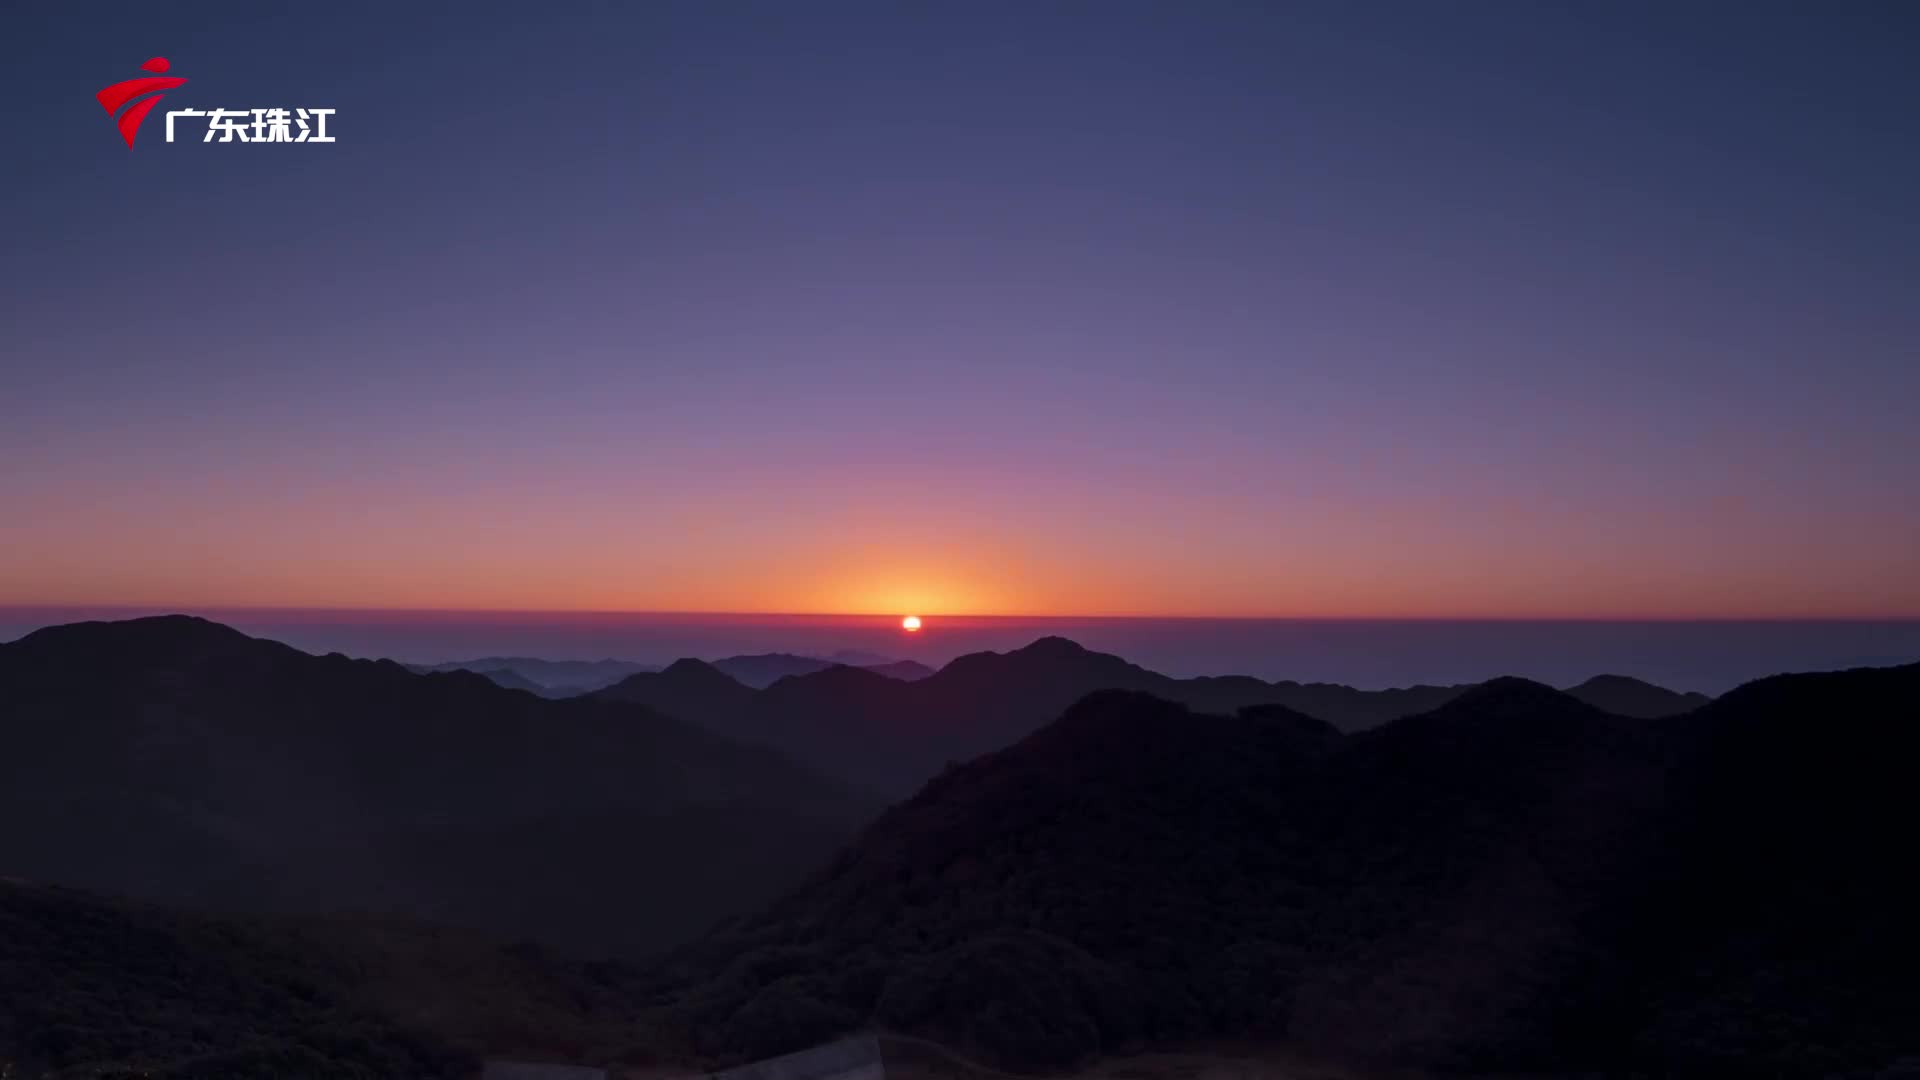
<box><xmin>653</xmin><ymin>662</ymin><xmax>1919</xmax><ymax>1075</ymax></box>
<box><xmin>0</xmin><ymin>616</ymin><xmax>873</xmax><ymax>956</ymax></box>
<box><xmin>404</xmin><ymin>656</ymin><xmax>660</xmax><ymax>696</ymax></box>
<box><xmin>408</xmin><ymin>652</ymin><xmax>935</xmax><ymax>696</ymax></box>
<box><xmin>597</xmin><ymin>636</ymin><xmax>1709</xmax><ymax>795</ymax></box>
<box><xmin>707</xmin><ymin>653</ymin><xmax>937</xmax><ymax>689</ymax></box>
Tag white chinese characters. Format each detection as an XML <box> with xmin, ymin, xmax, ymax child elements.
<box><xmin>164</xmin><ymin>108</ymin><xmax>336</xmax><ymax>142</ymax></box>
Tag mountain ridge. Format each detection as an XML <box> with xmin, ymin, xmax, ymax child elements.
<box><xmin>597</xmin><ymin>636</ymin><xmax>1709</xmax><ymax>795</ymax></box>
<box><xmin>0</xmin><ymin>616</ymin><xmax>875</xmax><ymax>956</ymax></box>
<box><xmin>649</xmin><ymin>659</ymin><xmax>1918</xmax><ymax>1074</ymax></box>
<box><xmin>2</xmin><ymin>616</ymin><xmax>1910</xmax><ymax>1078</ymax></box>
<box><xmin>712</xmin><ymin>652</ymin><xmax>937</xmax><ymax>688</ymax></box>
<box><xmin>406</xmin><ymin>655</ymin><xmax>661</xmax><ymax>696</ymax></box>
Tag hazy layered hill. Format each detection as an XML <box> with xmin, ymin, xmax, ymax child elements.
<box><xmin>472</xmin><ymin>666</ymin><xmax>554</xmax><ymax>695</ymax></box>
<box><xmin>711</xmin><ymin>653</ymin><xmax>935</xmax><ymax>688</ymax></box>
<box><xmin>861</xmin><ymin>659</ymin><xmax>937</xmax><ymax>681</ymax></box>
<box><xmin>0</xmin><ymin>616</ymin><xmax>875</xmax><ymax>955</ymax></box>
<box><xmin>597</xmin><ymin>636</ymin><xmax>1707</xmax><ymax>795</ymax></box>
<box><xmin>608</xmin><ymin>658</ymin><xmax>763</xmax><ymax>725</ymax></box>
<box><xmin>406</xmin><ymin>656</ymin><xmax>659</xmax><ymax>696</ymax></box>
<box><xmin>656</xmin><ymin>662</ymin><xmax>1917</xmax><ymax>1075</ymax></box>
<box><xmin>597</xmin><ymin>636</ymin><xmax>1460</xmax><ymax>794</ymax></box>
<box><xmin>1563</xmin><ymin>673</ymin><xmax>1713</xmax><ymax>718</ymax></box>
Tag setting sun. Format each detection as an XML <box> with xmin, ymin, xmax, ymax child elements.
<box><xmin>901</xmin><ymin>615</ymin><xmax>923</xmax><ymax>632</ymax></box>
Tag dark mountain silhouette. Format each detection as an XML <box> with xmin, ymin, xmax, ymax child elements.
<box><xmin>1171</xmin><ymin>672</ymin><xmax>1472</xmax><ymax>730</ymax></box>
<box><xmin>4</xmin><ymin>617</ymin><xmax>1904</xmax><ymax>1076</ymax></box>
<box><xmin>407</xmin><ymin>656</ymin><xmax>657</xmax><ymax>695</ymax></box>
<box><xmin>652</xmin><ymin>662</ymin><xmax>1918</xmax><ymax>1075</ymax></box>
<box><xmin>601</xmin><ymin>637</ymin><xmax>1480</xmax><ymax>795</ymax></box>
<box><xmin>0</xmin><ymin>617</ymin><xmax>874</xmax><ymax>956</ymax></box>
<box><xmin>709</xmin><ymin>653</ymin><xmax>931</xmax><ymax>689</ymax></box>
<box><xmin>1612</xmin><ymin>662</ymin><xmax>1920</xmax><ymax>1073</ymax></box>
<box><xmin>1563</xmin><ymin>673</ymin><xmax>1711</xmax><ymax>717</ymax></box>
<box><xmin>0</xmin><ymin>879</ymin><xmax>469</xmax><ymax>1079</ymax></box>
<box><xmin>0</xmin><ymin>878</ymin><xmax>676</xmax><ymax>1079</ymax></box>
<box><xmin>861</xmin><ymin>659</ymin><xmax>936</xmax><ymax>681</ymax></box>
<box><xmin>1282</xmin><ymin>677</ymin><xmax>1673</xmax><ymax>1067</ymax></box>
<box><xmin>712</xmin><ymin>653</ymin><xmax>840</xmax><ymax>688</ymax></box>
<box><xmin>597</xmin><ymin>657</ymin><xmax>761</xmax><ymax>723</ymax></box>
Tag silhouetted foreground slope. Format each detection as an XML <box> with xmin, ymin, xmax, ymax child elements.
<box><xmin>1618</xmin><ymin>663</ymin><xmax>1920</xmax><ymax>1074</ymax></box>
<box><xmin>0</xmin><ymin>879</ymin><xmax>466</xmax><ymax>1079</ymax></box>
<box><xmin>599</xmin><ymin>637</ymin><xmax>1705</xmax><ymax>796</ymax></box>
<box><xmin>0</xmin><ymin>879</ymin><xmax>677</xmax><ymax>1080</ymax></box>
<box><xmin>0</xmin><ymin>616</ymin><xmax>874</xmax><ymax>955</ymax></box>
<box><xmin>653</xmin><ymin>664</ymin><xmax>1918</xmax><ymax>1075</ymax></box>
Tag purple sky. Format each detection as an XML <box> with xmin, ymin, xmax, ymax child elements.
<box><xmin>3</xmin><ymin>2</ymin><xmax>1917</xmax><ymax>617</ymax></box>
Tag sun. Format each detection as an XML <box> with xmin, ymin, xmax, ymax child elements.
<box><xmin>901</xmin><ymin>615</ymin><xmax>923</xmax><ymax>632</ymax></box>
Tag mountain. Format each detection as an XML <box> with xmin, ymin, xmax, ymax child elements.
<box><xmin>712</xmin><ymin>653</ymin><xmax>840</xmax><ymax>688</ymax></box>
<box><xmin>860</xmin><ymin>659</ymin><xmax>935</xmax><ymax>681</ymax></box>
<box><xmin>0</xmin><ymin>878</ymin><xmax>675</xmax><ymax>1079</ymax></box>
<box><xmin>7</xmin><ymin>619</ymin><xmax>1904</xmax><ymax>1075</ymax></box>
<box><xmin>1283</xmin><ymin>677</ymin><xmax>1672</xmax><ymax>1067</ymax></box>
<box><xmin>0</xmin><ymin>616</ymin><xmax>875</xmax><ymax>955</ymax></box>
<box><xmin>709</xmin><ymin>653</ymin><xmax>932</xmax><ymax>689</ymax></box>
<box><xmin>1613</xmin><ymin>662</ymin><xmax>1920</xmax><ymax>1073</ymax></box>
<box><xmin>601</xmin><ymin>636</ymin><xmax>1478</xmax><ymax>795</ymax></box>
<box><xmin>1563</xmin><ymin>673</ymin><xmax>1711</xmax><ymax>717</ymax></box>
<box><xmin>827</xmin><ymin>649</ymin><xmax>901</xmax><ymax>667</ymax></box>
<box><xmin>1184</xmin><ymin>674</ymin><xmax>1473</xmax><ymax>729</ymax></box>
<box><xmin>598</xmin><ymin>657</ymin><xmax>761</xmax><ymax>723</ymax></box>
<box><xmin>476</xmin><ymin>667</ymin><xmax>553</xmax><ymax>695</ymax></box>
<box><xmin>652</xmin><ymin>662</ymin><xmax>1918</xmax><ymax>1075</ymax></box>
<box><xmin>0</xmin><ymin>879</ymin><xmax>469</xmax><ymax>1079</ymax></box>
<box><xmin>406</xmin><ymin>656</ymin><xmax>657</xmax><ymax>695</ymax></box>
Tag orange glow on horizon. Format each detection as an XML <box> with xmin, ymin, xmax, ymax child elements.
<box><xmin>902</xmin><ymin>615</ymin><xmax>922</xmax><ymax>632</ymax></box>
<box><xmin>3</xmin><ymin>482</ymin><xmax>1917</xmax><ymax>620</ymax></box>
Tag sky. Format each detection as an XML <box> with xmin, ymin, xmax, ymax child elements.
<box><xmin>3</xmin><ymin>1</ymin><xmax>1917</xmax><ymax>619</ymax></box>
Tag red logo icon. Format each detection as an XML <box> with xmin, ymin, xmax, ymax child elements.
<box><xmin>96</xmin><ymin>57</ymin><xmax>188</xmax><ymax>148</ymax></box>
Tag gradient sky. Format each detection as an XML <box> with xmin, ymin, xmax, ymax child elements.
<box><xmin>3</xmin><ymin>1</ymin><xmax>1917</xmax><ymax>618</ymax></box>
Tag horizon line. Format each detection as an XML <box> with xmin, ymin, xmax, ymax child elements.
<box><xmin>3</xmin><ymin>602</ymin><xmax>1919</xmax><ymax>624</ymax></box>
